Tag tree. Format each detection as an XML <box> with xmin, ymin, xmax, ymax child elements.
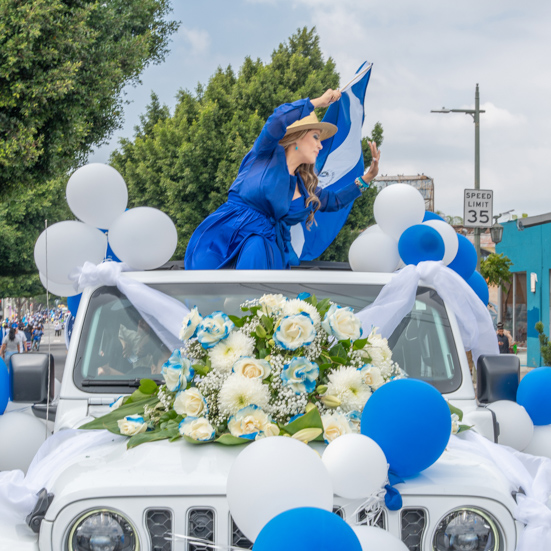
<box><xmin>480</xmin><ymin>253</ymin><xmax>513</xmax><ymax>290</ymax></box>
<box><xmin>111</xmin><ymin>27</ymin><xmax>383</xmax><ymax>263</ymax></box>
<box><xmin>535</xmin><ymin>322</ymin><xmax>551</xmax><ymax>366</ymax></box>
<box><xmin>0</xmin><ymin>0</ymin><xmax>178</xmax><ymax>195</ymax></box>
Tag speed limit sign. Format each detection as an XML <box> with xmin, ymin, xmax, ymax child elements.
<box><xmin>463</xmin><ymin>189</ymin><xmax>493</xmax><ymax>228</ymax></box>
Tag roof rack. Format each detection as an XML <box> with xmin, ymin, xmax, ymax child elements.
<box><xmin>157</xmin><ymin>260</ymin><xmax>352</xmax><ymax>271</ymax></box>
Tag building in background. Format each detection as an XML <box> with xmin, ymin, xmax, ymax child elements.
<box><xmin>373</xmin><ymin>174</ymin><xmax>434</xmax><ymax>212</ymax></box>
<box><xmin>496</xmin><ymin>213</ymin><xmax>551</xmax><ymax>368</ymax></box>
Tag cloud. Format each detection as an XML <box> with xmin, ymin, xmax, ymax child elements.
<box><xmin>179</xmin><ymin>27</ymin><xmax>211</xmax><ymax>56</ymax></box>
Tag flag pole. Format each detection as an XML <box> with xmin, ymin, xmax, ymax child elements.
<box><xmin>339</xmin><ymin>63</ymin><xmax>372</xmax><ymax>93</ymax></box>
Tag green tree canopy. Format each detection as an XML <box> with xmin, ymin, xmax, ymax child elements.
<box><xmin>111</xmin><ymin>27</ymin><xmax>382</xmax><ymax>263</ymax></box>
<box><xmin>480</xmin><ymin>253</ymin><xmax>513</xmax><ymax>290</ymax></box>
<box><xmin>0</xmin><ymin>0</ymin><xmax>178</xmax><ymax>194</ymax></box>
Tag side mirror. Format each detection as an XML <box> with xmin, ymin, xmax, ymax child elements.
<box><xmin>477</xmin><ymin>354</ymin><xmax>520</xmax><ymax>404</ymax></box>
<box><xmin>10</xmin><ymin>353</ymin><xmax>55</xmax><ymax>403</ymax></box>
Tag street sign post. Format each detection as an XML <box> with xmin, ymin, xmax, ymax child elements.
<box><xmin>464</xmin><ymin>189</ymin><xmax>493</xmax><ymax>228</ymax></box>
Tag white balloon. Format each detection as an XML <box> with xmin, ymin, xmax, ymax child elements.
<box><xmin>487</xmin><ymin>400</ymin><xmax>534</xmax><ymax>451</ymax></box>
<box><xmin>363</xmin><ymin>224</ymin><xmax>384</xmax><ymax>235</ymax></box>
<box><xmin>523</xmin><ymin>424</ymin><xmax>551</xmax><ymax>459</ymax></box>
<box><xmin>66</xmin><ymin>163</ymin><xmax>128</xmax><ymax>229</ymax></box>
<box><xmin>227</xmin><ymin>437</ymin><xmax>333</xmax><ymax>542</ymax></box>
<box><xmin>108</xmin><ymin>207</ymin><xmax>178</xmax><ymax>270</ymax></box>
<box><xmin>34</xmin><ymin>221</ymin><xmax>107</xmax><ymax>285</ymax></box>
<box><xmin>322</xmin><ymin>434</ymin><xmax>387</xmax><ymax>499</ymax></box>
<box><xmin>0</xmin><ymin>412</ymin><xmax>47</xmax><ymax>473</ymax></box>
<box><xmin>352</xmin><ymin>526</ymin><xmax>409</xmax><ymax>551</ymax></box>
<box><xmin>349</xmin><ymin>231</ymin><xmax>400</xmax><ymax>272</ymax></box>
<box><xmin>373</xmin><ymin>184</ymin><xmax>425</xmax><ymax>240</ymax></box>
<box><xmin>39</xmin><ymin>273</ymin><xmax>79</xmax><ymax>297</ymax></box>
<box><xmin>422</xmin><ymin>220</ymin><xmax>459</xmax><ymax>265</ymax></box>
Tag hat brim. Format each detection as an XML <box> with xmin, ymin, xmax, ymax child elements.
<box><xmin>283</xmin><ymin>121</ymin><xmax>338</xmax><ymax>142</ymax></box>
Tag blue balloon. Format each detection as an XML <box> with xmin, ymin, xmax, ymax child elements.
<box><xmin>448</xmin><ymin>234</ymin><xmax>477</xmax><ymax>279</ymax></box>
<box><xmin>0</xmin><ymin>357</ymin><xmax>9</xmax><ymax>415</ymax></box>
<box><xmin>361</xmin><ymin>379</ymin><xmax>451</xmax><ymax>477</ymax></box>
<box><xmin>466</xmin><ymin>271</ymin><xmax>489</xmax><ymax>305</ymax></box>
<box><xmin>398</xmin><ymin>224</ymin><xmax>445</xmax><ymax>265</ymax></box>
<box><xmin>67</xmin><ymin>293</ymin><xmax>82</xmax><ymax>317</ymax></box>
<box><xmin>253</xmin><ymin>508</ymin><xmax>362</xmax><ymax>551</ymax></box>
<box><xmin>517</xmin><ymin>367</ymin><xmax>551</xmax><ymax>425</ymax></box>
<box><xmin>423</xmin><ymin>211</ymin><xmax>445</xmax><ymax>222</ymax></box>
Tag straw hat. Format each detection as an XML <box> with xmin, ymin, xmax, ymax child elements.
<box><xmin>283</xmin><ymin>112</ymin><xmax>338</xmax><ymax>141</ymax></box>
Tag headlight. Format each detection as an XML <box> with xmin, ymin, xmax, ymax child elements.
<box><xmin>67</xmin><ymin>509</ymin><xmax>139</xmax><ymax>551</ymax></box>
<box><xmin>433</xmin><ymin>508</ymin><xmax>500</xmax><ymax>551</ymax></box>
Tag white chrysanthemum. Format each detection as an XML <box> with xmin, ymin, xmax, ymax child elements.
<box><xmin>218</xmin><ymin>374</ymin><xmax>270</xmax><ymax>416</ymax></box>
<box><xmin>208</xmin><ymin>331</ymin><xmax>255</xmax><ymax>373</ymax></box>
<box><xmin>326</xmin><ymin>366</ymin><xmax>372</xmax><ymax>412</ymax></box>
<box><xmin>282</xmin><ymin>299</ymin><xmax>321</xmax><ymax>327</ymax></box>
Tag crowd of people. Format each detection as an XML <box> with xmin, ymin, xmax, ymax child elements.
<box><xmin>0</xmin><ymin>308</ymin><xmax>67</xmax><ymax>365</ymax></box>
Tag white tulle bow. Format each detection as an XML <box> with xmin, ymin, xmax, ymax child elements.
<box><xmin>355</xmin><ymin>261</ymin><xmax>499</xmax><ymax>365</ymax></box>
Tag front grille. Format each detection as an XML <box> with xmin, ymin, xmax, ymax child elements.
<box><xmin>230</xmin><ymin>517</ymin><xmax>253</xmax><ymax>549</ymax></box>
<box><xmin>401</xmin><ymin>508</ymin><xmax>427</xmax><ymax>551</ymax></box>
<box><xmin>358</xmin><ymin>506</ymin><xmax>386</xmax><ymax>529</ymax></box>
<box><xmin>146</xmin><ymin>509</ymin><xmax>173</xmax><ymax>551</ymax></box>
<box><xmin>188</xmin><ymin>508</ymin><xmax>215</xmax><ymax>551</ymax></box>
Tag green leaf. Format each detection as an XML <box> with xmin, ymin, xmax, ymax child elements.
<box><xmin>329</xmin><ymin>343</ymin><xmax>348</xmax><ymax>360</ymax></box>
<box><xmin>183</xmin><ymin>435</ymin><xmax>209</xmax><ymax>445</ymax></box>
<box><xmin>229</xmin><ymin>315</ymin><xmax>245</xmax><ymax>327</ymax></box>
<box><xmin>261</xmin><ymin>315</ymin><xmax>273</xmax><ymax>333</ymax></box>
<box><xmin>80</xmin><ymin>396</ymin><xmax>158</xmax><ymax>431</ymax></box>
<box><xmin>215</xmin><ymin>434</ymin><xmax>250</xmax><ymax>445</ymax></box>
<box><xmin>193</xmin><ymin>364</ymin><xmax>210</xmax><ymax>377</ymax></box>
<box><xmin>126</xmin><ymin>388</ymin><xmax>157</xmax><ymax>404</ymax></box>
<box><xmin>282</xmin><ymin>406</ymin><xmax>324</xmax><ymax>435</ymax></box>
<box><xmin>138</xmin><ymin>379</ymin><xmax>158</xmax><ymax>395</ymax></box>
<box><xmin>127</xmin><ymin>427</ymin><xmax>178</xmax><ymax>449</ymax></box>
<box><xmin>256</xmin><ymin>325</ymin><xmax>267</xmax><ymax>338</ymax></box>
<box><xmin>457</xmin><ymin>424</ymin><xmax>473</xmax><ymax>433</ymax></box>
<box><xmin>448</xmin><ymin>402</ymin><xmax>464</xmax><ymax>422</ymax></box>
<box><xmin>329</xmin><ymin>356</ymin><xmax>347</xmax><ymax>365</ymax></box>
<box><xmin>258</xmin><ymin>348</ymin><xmax>269</xmax><ymax>359</ymax></box>
<box><xmin>353</xmin><ymin>338</ymin><xmax>369</xmax><ymax>350</ymax></box>
<box><xmin>316</xmin><ymin>298</ymin><xmax>332</xmax><ymax>318</ymax></box>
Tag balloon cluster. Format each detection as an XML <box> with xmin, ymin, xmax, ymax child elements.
<box><xmin>34</xmin><ymin>164</ymin><xmax>178</xmax><ymax>309</ymax></box>
<box><xmin>226</xmin><ymin>379</ymin><xmax>449</xmax><ymax>550</ymax></box>
<box><xmin>348</xmin><ymin>184</ymin><xmax>489</xmax><ymax>304</ymax></box>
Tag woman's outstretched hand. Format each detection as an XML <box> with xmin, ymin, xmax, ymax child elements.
<box><xmin>363</xmin><ymin>141</ymin><xmax>381</xmax><ymax>183</ymax></box>
<box><xmin>311</xmin><ymin>89</ymin><xmax>341</xmax><ymax>108</ymax></box>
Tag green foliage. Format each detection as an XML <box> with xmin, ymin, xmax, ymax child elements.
<box><xmin>535</xmin><ymin>321</ymin><xmax>551</xmax><ymax>366</ymax></box>
<box><xmin>0</xmin><ymin>0</ymin><xmax>178</xmax><ymax>194</ymax></box>
<box><xmin>111</xmin><ymin>27</ymin><xmax>383</xmax><ymax>263</ymax></box>
<box><xmin>480</xmin><ymin>253</ymin><xmax>513</xmax><ymax>289</ymax></box>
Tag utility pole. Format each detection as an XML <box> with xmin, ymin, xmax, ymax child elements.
<box><xmin>431</xmin><ymin>84</ymin><xmax>485</xmax><ymax>271</ymax></box>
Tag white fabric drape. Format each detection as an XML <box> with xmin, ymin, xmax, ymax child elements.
<box><xmin>355</xmin><ymin>261</ymin><xmax>499</xmax><ymax>365</ymax></box>
<box><xmin>70</xmin><ymin>261</ymin><xmax>190</xmax><ymax>352</ymax></box>
<box><xmin>449</xmin><ymin>431</ymin><xmax>551</xmax><ymax>550</ymax></box>
<box><xmin>0</xmin><ymin>430</ymin><xmax>124</xmax><ymax>524</ymax></box>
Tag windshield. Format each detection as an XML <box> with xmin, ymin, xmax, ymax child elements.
<box><xmin>74</xmin><ymin>282</ymin><xmax>461</xmax><ymax>394</ymax></box>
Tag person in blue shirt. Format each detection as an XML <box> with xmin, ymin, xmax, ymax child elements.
<box><xmin>184</xmin><ymin>88</ymin><xmax>380</xmax><ymax>270</ymax></box>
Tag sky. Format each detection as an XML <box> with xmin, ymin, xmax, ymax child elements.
<box><xmin>90</xmin><ymin>0</ymin><xmax>551</xmax><ymax>220</ymax></box>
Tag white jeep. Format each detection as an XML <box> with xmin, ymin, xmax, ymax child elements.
<box><xmin>0</xmin><ymin>265</ymin><xmax>530</xmax><ymax>550</ymax></box>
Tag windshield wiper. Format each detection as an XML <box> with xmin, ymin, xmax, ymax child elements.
<box><xmin>81</xmin><ymin>378</ymin><xmax>162</xmax><ymax>387</ymax></box>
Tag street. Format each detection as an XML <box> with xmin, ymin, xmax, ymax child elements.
<box><xmin>30</xmin><ymin>321</ymin><xmax>67</xmax><ymax>382</ymax></box>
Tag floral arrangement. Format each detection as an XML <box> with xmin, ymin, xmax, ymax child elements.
<box><xmin>83</xmin><ymin>294</ymin><xmax>407</xmax><ymax>447</ymax></box>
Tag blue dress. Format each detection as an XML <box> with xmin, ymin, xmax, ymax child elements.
<box><xmin>184</xmin><ymin>98</ymin><xmax>362</xmax><ymax>270</ymax></box>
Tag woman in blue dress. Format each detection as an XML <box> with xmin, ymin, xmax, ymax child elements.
<box><xmin>184</xmin><ymin>88</ymin><xmax>380</xmax><ymax>270</ymax></box>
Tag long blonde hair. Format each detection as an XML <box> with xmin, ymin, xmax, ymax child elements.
<box><xmin>279</xmin><ymin>130</ymin><xmax>320</xmax><ymax>230</ymax></box>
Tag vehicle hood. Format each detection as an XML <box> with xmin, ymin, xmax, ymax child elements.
<box><xmin>46</xmin><ymin>435</ymin><xmax>515</xmax><ymax>518</ymax></box>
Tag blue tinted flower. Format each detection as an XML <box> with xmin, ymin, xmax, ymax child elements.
<box><xmin>178</xmin><ymin>417</ymin><xmax>216</xmax><ymax>441</ymax></box>
<box><xmin>274</xmin><ymin>313</ymin><xmax>316</xmax><ymax>350</ymax></box>
<box><xmin>281</xmin><ymin>357</ymin><xmax>319</xmax><ymax>394</ymax></box>
<box><xmin>161</xmin><ymin>349</ymin><xmax>194</xmax><ymax>392</ymax></box>
<box><xmin>196</xmin><ymin>311</ymin><xmax>234</xmax><ymax>349</ymax></box>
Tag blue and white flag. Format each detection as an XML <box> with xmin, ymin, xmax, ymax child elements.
<box><xmin>291</xmin><ymin>62</ymin><xmax>372</xmax><ymax>261</ymax></box>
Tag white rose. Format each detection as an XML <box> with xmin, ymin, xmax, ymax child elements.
<box><xmin>233</xmin><ymin>357</ymin><xmax>271</xmax><ymax>379</ymax></box>
<box><xmin>321</xmin><ymin>304</ymin><xmax>362</xmax><ymax>341</ymax></box>
<box><xmin>228</xmin><ymin>405</ymin><xmax>275</xmax><ymax>440</ymax></box>
<box><xmin>174</xmin><ymin>388</ymin><xmax>208</xmax><ymax>417</ymax></box>
<box><xmin>258</xmin><ymin>294</ymin><xmax>287</xmax><ymax>316</ymax></box>
<box><xmin>109</xmin><ymin>395</ymin><xmax>124</xmax><ymax>410</ymax></box>
<box><xmin>180</xmin><ymin>307</ymin><xmax>203</xmax><ymax>341</ymax></box>
<box><xmin>321</xmin><ymin>412</ymin><xmax>353</xmax><ymax>443</ymax></box>
<box><xmin>451</xmin><ymin>413</ymin><xmax>460</xmax><ymax>435</ymax></box>
<box><xmin>117</xmin><ymin>415</ymin><xmax>148</xmax><ymax>436</ymax></box>
<box><xmin>196</xmin><ymin>311</ymin><xmax>234</xmax><ymax>349</ymax></box>
<box><xmin>274</xmin><ymin>313</ymin><xmax>316</xmax><ymax>350</ymax></box>
<box><xmin>179</xmin><ymin>417</ymin><xmax>215</xmax><ymax>441</ymax></box>
<box><xmin>360</xmin><ymin>365</ymin><xmax>385</xmax><ymax>390</ymax></box>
